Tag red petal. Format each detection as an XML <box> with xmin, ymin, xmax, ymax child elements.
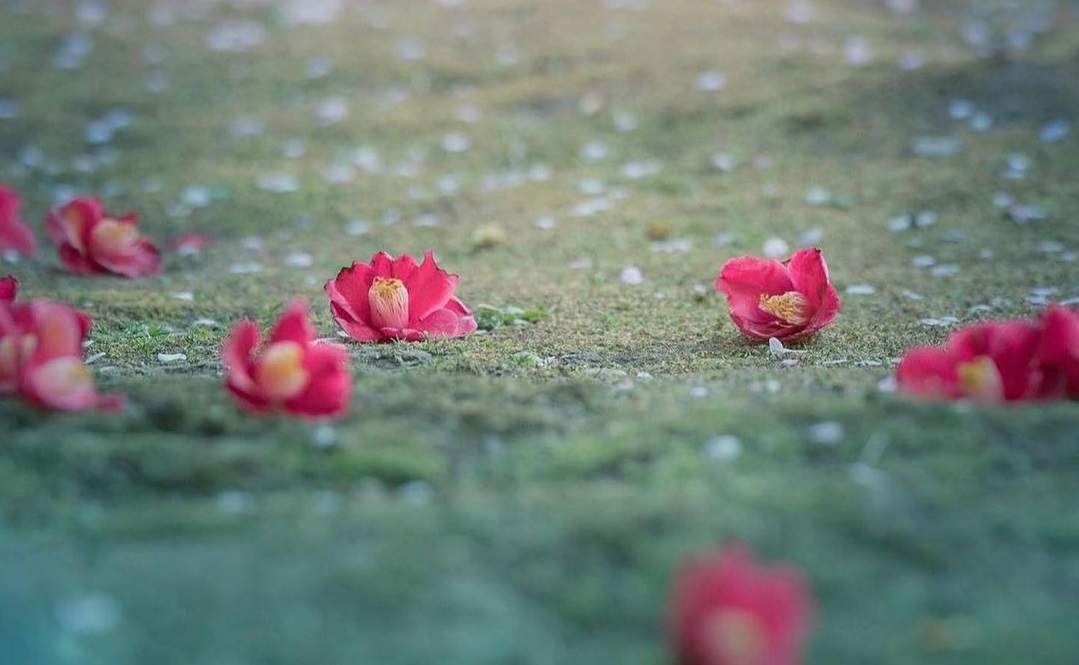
<box><xmin>325</xmin><ymin>261</ymin><xmax>378</xmax><ymax>329</ymax></box>
<box><xmin>1038</xmin><ymin>305</ymin><xmax>1079</xmax><ymax>397</ymax></box>
<box><xmin>896</xmin><ymin>346</ymin><xmax>962</xmax><ymax>399</ymax></box>
<box><xmin>716</xmin><ymin>256</ymin><xmax>795</xmax><ymax>329</ymax></box>
<box><xmin>221</xmin><ymin>319</ymin><xmax>261</xmax><ymax>397</ymax></box>
<box><xmin>284</xmin><ymin>344</ymin><xmax>351</xmax><ymax>418</ymax></box>
<box><xmin>403</xmin><ymin>249</ymin><xmax>458</xmax><ymax>323</ymax></box>
<box><xmin>0</xmin><ymin>276</ymin><xmax>16</xmax><ymax>302</ymax></box>
<box><xmin>268</xmin><ymin>299</ymin><xmax>315</xmax><ymax>345</ymax></box>
<box><xmin>92</xmin><ymin>239</ymin><xmax>163</xmax><ymax>278</ymax></box>
<box><xmin>787</xmin><ymin>247</ymin><xmax>833</xmax><ymax>310</ymax></box>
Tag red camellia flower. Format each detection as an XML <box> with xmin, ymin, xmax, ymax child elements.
<box><xmin>897</xmin><ymin>306</ymin><xmax>1079</xmax><ymax>403</ymax></box>
<box><xmin>325</xmin><ymin>249</ymin><xmax>477</xmax><ymax>343</ymax></box>
<box><xmin>0</xmin><ymin>183</ymin><xmax>37</xmax><ymax>257</ymax></box>
<box><xmin>715</xmin><ymin>248</ymin><xmax>840</xmax><ymax>343</ymax></box>
<box><xmin>46</xmin><ymin>197</ymin><xmax>162</xmax><ymax>277</ymax></box>
<box><xmin>222</xmin><ymin>299</ymin><xmax>352</xmax><ymax>418</ymax></box>
<box><xmin>668</xmin><ymin>544</ymin><xmax>813</xmax><ymax>665</ymax></box>
<box><xmin>0</xmin><ymin>276</ymin><xmax>121</xmax><ymax>411</ymax></box>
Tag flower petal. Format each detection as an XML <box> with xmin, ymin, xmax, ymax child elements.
<box><xmin>787</xmin><ymin>247</ymin><xmax>833</xmax><ymax>310</ymax></box>
<box><xmin>402</xmin><ymin>249</ymin><xmax>457</xmax><ymax>323</ymax></box>
<box><xmin>716</xmin><ymin>256</ymin><xmax>795</xmax><ymax>327</ymax></box>
<box><xmin>896</xmin><ymin>346</ymin><xmax>962</xmax><ymax>399</ymax></box>
<box><xmin>268</xmin><ymin>299</ymin><xmax>315</xmax><ymax>345</ymax></box>
<box><xmin>284</xmin><ymin>344</ymin><xmax>351</xmax><ymax>417</ymax></box>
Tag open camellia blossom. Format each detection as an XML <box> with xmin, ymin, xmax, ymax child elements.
<box><xmin>325</xmin><ymin>250</ymin><xmax>477</xmax><ymax>343</ymax></box>
<box><xmin>46</xmin><ymin>197</ymin><xmax>162</xmax><ymax>277</ymax></box>
<box><xmin>0</xmin><ymin>183</ymin><xmax>37</xmax><ymax>257</ymax></box>
<box><xmin>222</xmin><ymin>299</ymin><xmax>352</xmax><ymax>418</ymax></box>
<box><xmin>715</xmin><ymin>248</ymin><xmax>840</xmax><ymax>343</ymax></box>
<box><xmin>0</xmin><ymin>276</ymin><xmax>122</xmax><ymax>411</ymax></box>
<box><xmin>668</xmin><ymin>544</ymin><xmax>813</xmax><ymax>665</ymax></box>
<box><xmin>896</xmin><ymin>305</ymin><xmax>1079</xmax><ymax>403</ymax></box>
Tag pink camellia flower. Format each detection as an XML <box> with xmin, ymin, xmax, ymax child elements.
<box><xmin>715</xmin><ymin>248</ymin><xmax>840</xmax><ymax>343</ymax></box>
<box><xmin>222</xmin><ymin>299</ymin><xmax>352</xmax><ymax>418</ymax></box>
<box><xmin>46</xmin><ymin>197</ymin><xmax>162</xmax><ymax>277</ymax></box>
<box><xmin>0</xmin><ymin>277</ymin><xmax>121</xmax><ymax>411</ymax></box>
<box><xmin>668</xmin><ymin>544</ymin><xmax>813</xmax><ymax>665</ymax></box>
<box><xmin>0</xmin><ymin>183</ymin><xmax>37</xmax><ymax>257</ymax></box>
<box><xmin>895</xmin><ymin>314</ymin><xmax>1071</xmax><ymax>403</ymax></box>
<box><xmin>325</xmin><ymin>249</ymin><xmax>477</xmax><ymax>343</ymax></box>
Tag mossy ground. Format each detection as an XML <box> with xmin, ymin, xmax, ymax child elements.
<box><xmin>2</xmin><ymin>1</ymin><xmax>1078</xmax><ymax>663</ymax></box>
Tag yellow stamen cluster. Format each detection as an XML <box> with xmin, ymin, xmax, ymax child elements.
<box><xmin>255</xmin><ymin>341</ymin><xmax>309</xmax><ymax>401</ymax></box>
<box><xmin>758</xmin><ymin>291</ymin><xmax>810</xmax><ymax>325</ymax></box>
<box><xmin>957</xmin><ymin>355</ymin><xmax>1003</xmax><ymax>402</ymax></box>
<box><xmin>706</xmin><ymin>609</ymin><xmax>766</xmax><ymax>665</ymax></box>
<box><xmin>368</xmin><ymin>277</ymin><xmax>409</xmax><ymax>329</ymax></box>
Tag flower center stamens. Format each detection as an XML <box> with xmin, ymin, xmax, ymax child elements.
<box><xmin>705</xmin><ymin>609</ymin><xmax>766</xmax><ymax>665</ymax></box>
<box><xmin>368</xmin><ymin>277</ymin><xmax>409</xmax><ymax>329</ymax></box>
<box><xmin>255</xmin><ymin>341</ymin><xmax>309</xmax><ymax>401</ymax></box>
<box><xmin>957</xmin><ymin>355</ymin><xmax>1003</xmax><ymax>402</ymax></box>
<box><xmin>758</xmin><ymin>291</ymin><xmax>810</xmax><ymax>325</ymax></box>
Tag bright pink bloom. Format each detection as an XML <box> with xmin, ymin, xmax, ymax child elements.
<box><xmin>325</xmin><ymin>250</ymin><xmax>477</xmax><ymax>343</ymax></box>
<box><xmin>895</xmin><ymin>315</ymin><xmax>1071</xmax><ymax>403</ymax></box>
<box><xmin>0</xmin><ymin>183</ymin><xmax>37</xmax><ymax>257</ymax></box>
<box><xmin>668</xmin><ymin>544</ymin><xmax>813</xmax><ymax>665</ymax></box>
<box><xmin>715</xmin><ymin>248</ymin><xmax>840</xmax><ymax>343</ymax></box>
<box><xmin>0</xmin><ymin>279</ymin><xmax>121</xmax><ymax>411</ymax></box>
<box><xmin>222</xmin><ymin>299</ymin><xmax>352</xmax><ymax>418</ymax></box>
<box><xmin>46</xmin><ymin>197</ymin><xmax>162</xmax><ymax>277</ymax></box>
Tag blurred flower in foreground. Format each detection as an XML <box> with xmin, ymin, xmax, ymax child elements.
<box><xmin>0</xmin><ymin>183</ymin><xmax>37</xmax><ymax>257</ymax></box>
<box><xmin>222</xmin><ymin>299</ymin><xmax>351</xmax><ymax>418</ymax></box>
<box><xmin>0</xmin><ymin>276</ymin><xmax>122</xmax><ymax>411</ymax></box>
<box><xmin>715</xmin><ymin>247</ymin><xmax>840</xmax><ymax>343</ymax></box>
<box><xmin>325</xmin><ymin>249</ymin><xmax>477</xmax><ymax>343</ymax></box>
<box><xmin>896</xmin><ymin>305</ymin><xmax>1079</xmax><ymax>402</ymax></box>
<box><xmin>668</xmin><ymin>544</ymin><xmax>813</xmax><ymax>665</ymax></box>
<box><xmin>47</xmin><ymin>197</ymin><xmax>162</xmax><ymax>277</ymax></box>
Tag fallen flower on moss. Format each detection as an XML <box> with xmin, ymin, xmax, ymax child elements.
<box><xmin>325</xmin><ymin>249</ymin><xmax>476</xmax><ymax>343</ymax></box>
<box><xmin>668</xmin><ymin>544</ymin><xmax>813</xmax><ymax>665</ymax></box>
<box><xmin>0</xmin><ymin>276</ymin><xmax>122</xmax><ymax>411</ymax></box>
<box><xmin>715</xmin><ymin>247</ymin><xmax>840</xmax><ymax>343</ymax></box>
<box><xmin>896</xmin><ymin>304</ymin><xmax>1079</xmax><ymax>403</ymax></box>
<box><xmin>46</xmin><ymin>197</ymin><xmax>162</xmax><ymax>277</ymax></box>
<box><xmin>222</xmin><ymin>299</ymin><xmax>352</xmax><ymax>419</ymax></box>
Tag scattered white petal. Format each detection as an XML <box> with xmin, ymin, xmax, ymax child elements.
<box><xmin>207</xmin><ymin>21</ymin><xmax>265</xmax><ymax>52</ymax></box>
<box><xmin>229</xmin><ymin>261</ymin><xmax>263</xmax><ymax>274</ymax></box>
<box><xmin>704</xmin><ymin>435</ymin><xmax>742</xmax><ymax>462</ymax></box>
<box><xmin>842</xmin><ymin>37</ymin><xmax>871</xmax><ymax>66</ymax></box>
<box><xmin>930</xmin><ymin>264</ymin><xmax>960</xmax><ymax>277</ymax></box>
<box><xmin>1039</xmin><ymin>119</ymin><xmax>1071</xmax><ymax>143</ymax></box>
<box><xmin>216</xmin><ymin>490</ymin><xmax>256</xmax><ymax>514</ymax></box>
<box><xmin>651</xmin><ymin>238</ymin><xmax>693</xmax><ymax>253</ymax></box>
<box><xmin>315</xmin><ymin>96</ymin><xmax>350</xmax><ymax>126</ymax></box>
<box><xmin>901</xmin><ymin>289</ymin><xmax>924</xmax><ymax>300</ymax></box>
<box><xmin>762</xmin><ymin>237</ymin><xmax>789</xmax><ymax>258</ymax></box>
<box><xmin>312</xmin><ymin>425</ymin><xmax>337</xmax><ymax>449</ymax></box>
<box><xmin>696</xmin><ymin>71</ymin><xmax>726</xmax><ymax>92</ymax></box>
<box><xmin>846</xmin><ymin>283</ymin><xmax>875</xmax><ymax>295</ymax></box>
<box><xmin>345</xmin><ymin>219</ymin><xmax>370</xmax><ymax>235</ymax></box>
<box><xmin>170</xmin><ymin>291</ymin><xmax>194</xmax><ymax>302</ymax></box>
<box><xmin>806</xmin><ymin>421</ymin><xmax>844</xmax><ymax>445</ymax></box>
<box><xmin>535</xmin><ymin>216</ymin><xmax>557</xmax><ymax>231</ymax></box>
<box><xmin>619</xmin><ymin>266</ymin><xmax>644</xmax><ymax>285</ymax></box>
<box><xmin>911</xmin><ymin>136</ymin><xmax>962</xmax><ymax>158</ymax></box>
<box><xmin>157</xmin><ymin>353</ymin><xmax>187</xmax><ymax>364</ymax></box>
<box><xmin>257</xmin><ymin>172</ymin><xmax>299</xmax><ymax>193</ymax></box>
<box><xmin>949</xmin><ymin>99</ymin><xmax>974</xmax><ymax>120</ymax></box>
<box><xmin>284</xmin><ymin>251</ymin><xmax>313</xmax><ymax>269</ymax></box>
<box><xmin>804</xmin><ymin>186</ymin><xmax>830</xmax><ymax>205</ymax></box>
<box><xmin>921</xmin><ymin>316</ymin><xmax>959</xmax><ymax>327</ymax></box>
<box><xmin>442</xmin><ymin>131</ymin><xmax>471</xmax><ymax>153</ymax></box>
<box><xmin>621</xmin><ymin>160</ymin><xmax>661</xmax><ymax>179</ymax></box>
